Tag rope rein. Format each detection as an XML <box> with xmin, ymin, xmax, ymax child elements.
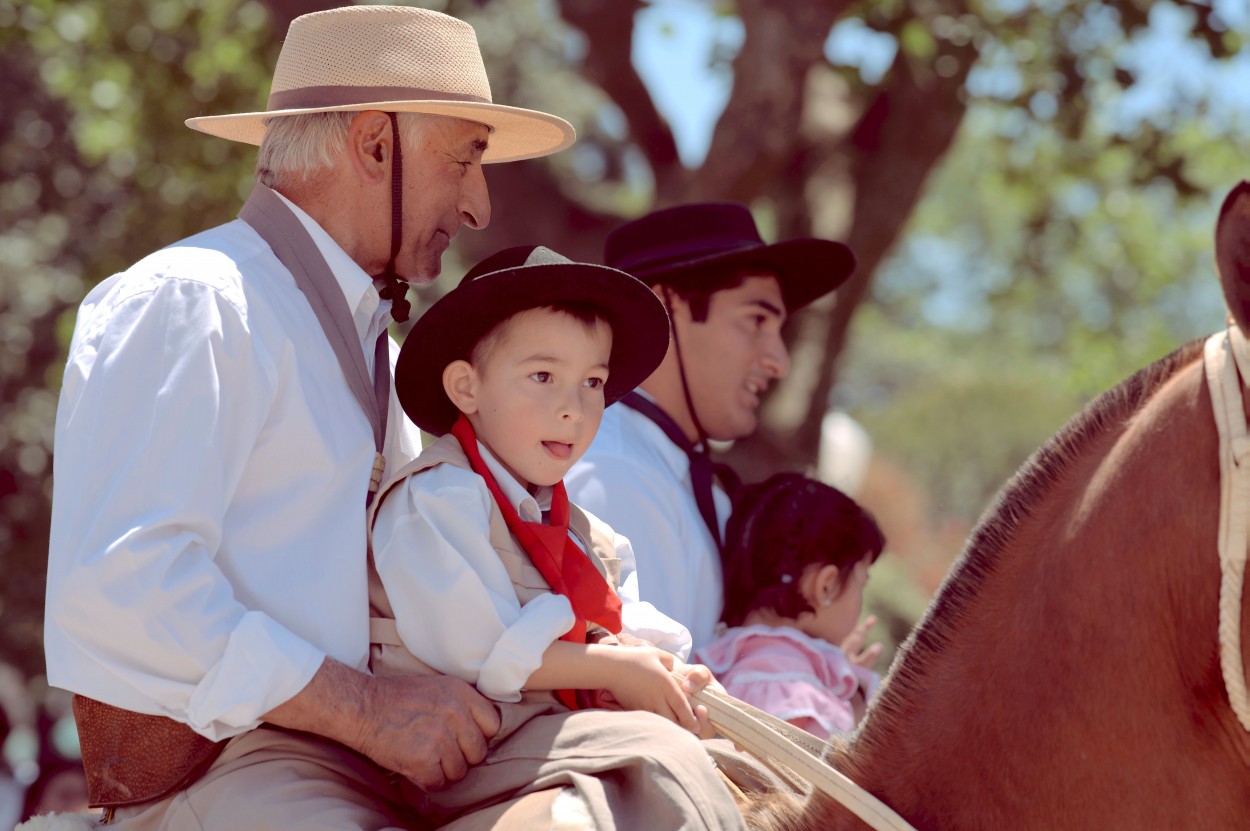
<box><xmin>690</xmin><ymin>685</ymin><xmax>918</xmax><ymax>831</ymax></box>
<box><xmin>1203</xmin><ymin>325</ymin><xmax>1250</xmax><ymax>732</ymax></box>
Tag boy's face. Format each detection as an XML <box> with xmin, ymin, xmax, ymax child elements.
<box><xmin>460</xmin><ymin>307</ymin><xmax>612</xmax><ymax>488</ymax></box>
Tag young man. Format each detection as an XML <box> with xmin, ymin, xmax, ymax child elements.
<box><xmin>367</xmin><ymin>245</ymin><xmax>744</xmax><ymax>829</ymax></box>
<box><xmin>44</xmin><ymin>6</ymin><xmax>575</xmax><ymax>827</ymax></box>
<box><xmin>566</xmin><ymin>202</ymin><xmax>857</xmax><ymax>649</ymax></box>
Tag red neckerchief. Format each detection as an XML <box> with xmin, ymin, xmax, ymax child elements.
<box><xmin>451</xmin><ymin>415</ymin><xmax>622</xmax><ymax>708</ymax></box>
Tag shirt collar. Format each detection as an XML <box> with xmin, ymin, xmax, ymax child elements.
<box><xmin>620</xmin><ymin>392</ymin><xmax>691</xmax><ymax>480</ymax></box>
<box><xmin>270</xmin><ymin>188</ymin><xmax>388</xmax><ymax>340</ymax></box>
<box><xmin>476</xmin><ymin>439</ymin><xmax>553</xmax><ymax>523</ymax></box>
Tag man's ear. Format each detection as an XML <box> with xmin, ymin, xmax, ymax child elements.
<box><xmin>443</xmin><ymin>360</ymin><xmax>479</xmax><ymax>415</ymax></box>
<box><xmin>654</xmin><ymin>283</ymin><xmax>690</xmax><ymax>326</ymax></box>
<box><xmin>346</xmin><ymin>111</ymin><xmax>393</xmax><ymax>184</ymax></box>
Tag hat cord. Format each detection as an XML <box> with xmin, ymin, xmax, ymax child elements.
<box><xmin>661</xmin><ymin>287</ymin><xmax>714</xmax><ymax>455</ymax></box>
<box><xmin>377</xmin><ymin>112</ymin><xmax>411</xmax><ymax>323</ymax></box>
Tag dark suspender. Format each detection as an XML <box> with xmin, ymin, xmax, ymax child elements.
<box><xmin>620</xmin><ymin>392</ymin><xmax>739</xmax><ymax>553</ymax></box>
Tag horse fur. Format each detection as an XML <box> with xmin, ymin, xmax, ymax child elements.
<box><xmin>745</xmin><ymin>182</ymin><xmax>1250</xmax><ymax>830</ymax></box>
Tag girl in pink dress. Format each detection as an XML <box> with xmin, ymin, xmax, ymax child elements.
<box><xmin>692</xmin><ymin>473</ymin><xmax>885</xmax><ymax>740</ymax></box>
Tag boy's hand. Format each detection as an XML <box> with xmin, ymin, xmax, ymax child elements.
<box><xmin>673</xmin><ymin>662</ymin><xmax>719</xmax><ymax>739</ymax></box>
<box><xmin>600</xmin><ymin>646</ymin><xmax>700</xmax><ymax>733</ymax></box>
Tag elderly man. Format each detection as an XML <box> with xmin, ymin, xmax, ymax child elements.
<box><xmin>44</xmin><ymin>6</ymin><xmax>578</xmax><ymax>828</ymax></box>
<box><xmin>566</xmin><ymin>203</ymin><xmax>858</xmax><ymax>650</ymax></box>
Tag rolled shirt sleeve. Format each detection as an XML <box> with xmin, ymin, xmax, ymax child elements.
<box><xmin>372</xmin><ymin>464</ymin><xmax>577</xmax><ymax>703</ymax></box>
<box><xmin>47</xmin><ymin>268</ymin><xmax>327</xmax><ymax>740</ymax></box>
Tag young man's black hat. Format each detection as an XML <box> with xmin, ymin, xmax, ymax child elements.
<box><xmin>604</xmin><ymin>202</ymin><xmax>856</xmax><ymax>312</ymax></box>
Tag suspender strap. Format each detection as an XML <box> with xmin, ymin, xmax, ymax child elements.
<box><xmin>621</xmin><ymin>391</ymin><xmax>736</xmax><ymax>552</ymax></box>
<box><xmin>239</xmin><ymin>184</ymin><xmax>390</xmax><ymax>502</ymax></box>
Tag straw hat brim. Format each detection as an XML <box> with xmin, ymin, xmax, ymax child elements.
<box><xmin>185</xmin><ymin>100</ymin><xmax>576</xmax><ymax>164</ymax></box>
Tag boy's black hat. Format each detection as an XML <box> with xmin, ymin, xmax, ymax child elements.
<box><xmin>604</xmin><ymin>202</ymin><xmax>856</xmax><ymax>312</ymax></box>
<box><xmin>396</xmin><ymin>245</ymin><xmax>671</xmax><ymax>435</ymax></box>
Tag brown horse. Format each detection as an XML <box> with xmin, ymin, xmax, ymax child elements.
<box><xmin>747</xmin><ymin>183</ymin><xmax>1250</xmax><ymax>830</ymax></box>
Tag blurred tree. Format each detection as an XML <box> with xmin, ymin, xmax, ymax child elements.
<box><xmin>2</xmin><ymin>0</ymin><xmax>1249</xmax><ymax>679</ymax></box>
<box><xmin>0</xmin><ymin>0</ymin><xmax>288</xmax><ymax>677</ymax></box>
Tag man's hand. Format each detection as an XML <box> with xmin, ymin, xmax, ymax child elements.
<box><xmin>354</xmin><ymin>672</ymin><xmax>500</xmax><ymax>790</ymax></box>
<box><xmin>841</xmin><ymin>614</ymin><xmax>884</xmax><ymax>669</ymax></box>
<box><xmin>264</xmin><ymin>658</ymin><xmax>500</xmax><ymax>791</ymax></box>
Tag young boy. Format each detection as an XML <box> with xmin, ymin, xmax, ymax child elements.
<box><xmin>366</xmin><ymin>246</ymin><xmax>743</xmax><ymax>829</ymax></box>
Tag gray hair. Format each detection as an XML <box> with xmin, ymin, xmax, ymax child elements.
<box><xmin>255</xmin><ymin>111</ymin><xmax>428</xmax><ymax>189</ymax></box>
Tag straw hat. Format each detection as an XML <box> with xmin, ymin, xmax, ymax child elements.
<box><xmin>396</xmin><ymin>245</ymin><xmax>670</xmax><ymax>435</ymax></box>
<box><xmin>185</xmin><ymin>5</ymin><xmax>575</xmax><ymax>163</ymax></box>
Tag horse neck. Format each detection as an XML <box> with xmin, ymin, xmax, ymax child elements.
<box><xmin>820</xmin><ymin>357</ymin><xmax>1250</xmax><ymax>829</ymax></box>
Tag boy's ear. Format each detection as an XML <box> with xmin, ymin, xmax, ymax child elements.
<box><xmin>442</xmin><ymin>360</ymin><xmax>479</xmax><ymax>415</ymax></box>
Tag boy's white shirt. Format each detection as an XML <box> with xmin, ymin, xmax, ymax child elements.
<box><xmin>371</xmin><ymin>437</ymin><xmax>693</xmax><ymax>703</ymax></box>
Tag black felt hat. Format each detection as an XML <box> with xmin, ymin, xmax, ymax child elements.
<box><xmin>396</xmin><ymin>245</ymin><xmax>671</xmax><ymax>435</ymax></box>
<box><xmin>604</xmin><ymin>202</ymin><xmax>856</xmax><ymax>312</ymax></box>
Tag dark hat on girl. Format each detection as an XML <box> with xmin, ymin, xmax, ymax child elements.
<box><xmin>396</xmin><ymin>245</ymin><xmax>670</xmax><ymax>435</ymax></box>
<box><xmin>604</xmin><ymin>202</ymin><xmax>856</xmax><ymax>312</ymax></box>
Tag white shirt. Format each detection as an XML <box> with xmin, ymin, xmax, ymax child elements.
<box><xmin>372</xmin><ymin>438</ymin><xmax>692</xmax><ymax>703</ymax></box>
<box><xmin>565</xmin><ymin>401</ymin><xmax>731</xmax><ymax>650</ymax></box>
<box><xmin>45</xmin><ymin>194</ymin><xmax>422</xmax><ymax>741</ymax></box>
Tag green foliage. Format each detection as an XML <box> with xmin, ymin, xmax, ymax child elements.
<box><xmin>836</xmin><ymin>0</ymin><xmax>1246</xmax><ymax>535</ymax></box>
<box><xmin>0</xmin><ymin>0</ymin><xmax>274</xmax><ymax>677</ymax></box>
<box><xmin>839</xmin><ymin>305</ymin><xmax>1091</xmax><ymax>525</ymax></box>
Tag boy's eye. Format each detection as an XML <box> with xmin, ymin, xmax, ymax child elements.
<box><xmin>584</xmin><ymin>377</ymin><xmax>605</xmax><ymax>390</ymax></box>
<box><xmin>530</xmin><ymin>371</ymin><xmax>552</xmax><ymax>383</ymax></box>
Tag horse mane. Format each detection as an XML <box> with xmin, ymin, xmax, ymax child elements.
<box><xmin>857</xmin><ymin>336</ymin><xmax>1208</xmax><ymax>747</ymax></box>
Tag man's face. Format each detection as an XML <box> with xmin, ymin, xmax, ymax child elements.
<box><xmin>672</xmin><ymin>274</ymin><xmax>789</xmax><ymax>441</ymax></box>
<box><xmin>463</xmin><ymin>307</ymin><xmax>612</xmax><ymax>488</ymax></box>
<box><xmin>399</xmin><ymin>115</ymin><xmax>492</xmax><ymax>284</ymax></box>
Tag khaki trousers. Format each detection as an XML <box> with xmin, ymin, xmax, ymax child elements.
<box><xmin>108</xmin><ymin>727</ymin><xmax>419</xmax><ymax>831</ymax></box>
<box><xmin>107</xmin><ymin>716</ymin><xmax>774</xmax><ymax>830</ymax></box>
<box><xmin>412</xmin><ymin>703</ymin><xmax>747</xmax><ymax>831</ymax></box>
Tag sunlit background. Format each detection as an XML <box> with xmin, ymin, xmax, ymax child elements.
<box><xmin>2</xmin><ymin>0</ymin><xmax>1248</xmax><ymax>820</ymax></box>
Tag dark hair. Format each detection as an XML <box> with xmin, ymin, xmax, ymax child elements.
<box><xmin>720</xmin><ymin>472</ymin><xmax>885</xmax><ymax>627</ymax></box>
<box><xmin>468</xmin><ymin>301</ymin><xmax>610</xmax><ymax>366</ymax></box>
<box><xmin>656</xmin><ymin>266</ymin><xmax>766</xmax><ymax>322</ymax></box>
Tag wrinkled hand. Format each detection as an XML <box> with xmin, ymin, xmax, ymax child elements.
<box><xmin>264</xmin><ymin>660</ymin><xmax>501</xmax><ymax>792</ymax></box>
<box><xmin>841</xmin><ymin>614</ymin><xmax>883</xmax><ymax>669</ymax></box>
<box><xmin>354</xmin><ymin>673</ymin><xmax>499</xmax><ymax>791</ymax></box>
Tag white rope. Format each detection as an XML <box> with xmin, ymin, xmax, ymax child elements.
<box><xmin>691</xmin><ymin>685</ymin><xmax>918</xmax><ymax>831</ymax></box>
<box><xmin>1202</xmin><ymin>326</ymin><xmax>1250</xmax><ymax>732</ymax></box>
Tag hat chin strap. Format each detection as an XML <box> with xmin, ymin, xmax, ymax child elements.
<box><xmin>376</xmin><ymin>112</ymin><xmax>411</xmax><ymax>323</ymax></box>
<box><xmin>661</xmin><ymin>287</ymin><xmax>713</xmax><ymax>452</ymax></box>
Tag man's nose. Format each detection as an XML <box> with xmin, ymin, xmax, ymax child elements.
<box><xmin>761</xmin><ymin>331</ymin><xmax>790</xmax><ymax>379</ymax></box>
<box><xmin>460</xmin><ymin>165</ymin><xmax>491</xmax><ymax>230</ymax></box>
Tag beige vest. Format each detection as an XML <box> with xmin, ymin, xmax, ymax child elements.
<box><xmin>366</xmin><ymin>433</ymin><xmax>622</xmax><ymax>679</ymax></box>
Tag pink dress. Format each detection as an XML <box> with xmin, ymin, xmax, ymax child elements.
<box><xmin>692</xmin><ymin>624</ymin><xmax>879</xmax><ymax>740</ymax></box>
